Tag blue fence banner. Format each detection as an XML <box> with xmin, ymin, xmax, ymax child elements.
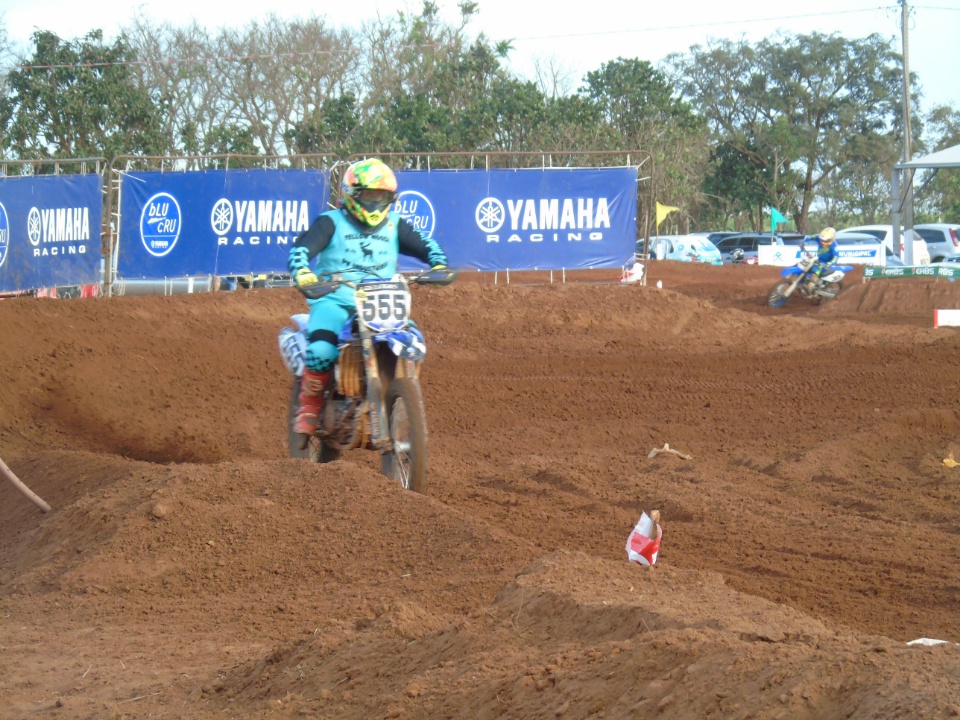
<box><xmin>393</xmin><ymin>168</ymin><xmax>637</xmax><ymax>271</ymax></box>
<box><xmin>117</xmin><ymin>169</ymin><xmax>330</xmax><ymax>278</ymax></box>
<box><xmin>0</xmin><ymin>175</ymin><xmax>103</xmax><ymax>293</ymax></box>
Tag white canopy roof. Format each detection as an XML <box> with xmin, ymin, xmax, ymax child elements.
<box><xmin>896</xmin><ymin>144</ymin><xmax>960</xmax><ymax>169</ymax></box>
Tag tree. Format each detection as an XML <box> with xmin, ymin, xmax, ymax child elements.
<box><xmin>0</xmin><ymin>30</ymin><xmax>167</xmax><ymax>160</ymax></box>
<box><xmin>669</xmin><ymin>32</ymin><xmax>910</xmax><ymax>233</ymax></box>
<box><xmin>580</xmin><ymin>58</ymin><xmax>708</xmax><ymax>230</ymax></box>
<box><xmin>124</xmin><ymin>17</ymin><xmax>223</xmax><ymax>157</ymax></box>
<box><xmin>700</xmin><ymin>142</ymin><xmax>772</xmax><ymax>230</ymax></box>
<box><xmin>920</xmin><ymin>104</ymin><xmax>960</xmax><ymax>221</ymax></box>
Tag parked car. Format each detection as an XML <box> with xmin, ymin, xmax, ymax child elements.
<box><xmin>914</xmin><ymin>224</ymin><xmax>960</xmax><ymax>262</ymax></box>
<box><xmin>938</xmin><ymin>253</ymin><xmax>960</xmax><ymax>266</ymax></box>
<box><xmin>839</xmin><ymin>225</ymin><xmax>930</xmax><ymax>265</ymax></box>
<box><xmin>653</xmin><ymin>234</ymin><xmax>723</xmax><ymax>264</ymax></box>
<box><xmin>689</xmin><ymin>231</ymin><xmax>740</xmax><ymax>246</ymax></box>
<box><xmin>636</xmin><ymin>235</ymin><xmax>683</xmax><ymax>261</ymax></box>
<box><xmin>713</xmin><ymin>232</ymin><xmax>797</xmax><ymax>264</ymax></box>
<box><xmin>883</xmin><ymin>246</ymin><xmax>906</xmax><ymax>266</ymax></box>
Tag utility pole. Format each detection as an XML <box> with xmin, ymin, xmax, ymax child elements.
<box><xmin>900</xmin><ymin>0</ymin><xmax>915</xmax><ymax>261</ymax></box>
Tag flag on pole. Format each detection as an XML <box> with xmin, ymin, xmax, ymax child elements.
<box><xmin>656</xmin><ymin>202</ymin><xmax>679</xmax><ymax>228</ymax></box>
<box><xmin>769</xmin><ymin>207</ymin><xmax>788</xmax><ymax>229</ymax></box>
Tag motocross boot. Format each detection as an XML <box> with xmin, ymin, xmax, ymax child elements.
<box><xmin>293</xmin><ymin>369</ymin><xmax>330</xmax><ymax>435</ymax></box>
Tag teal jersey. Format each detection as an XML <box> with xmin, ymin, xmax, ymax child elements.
<box><xmin>309</xmin><ymin>211</ymin><xmax>400</xmax><ymax>305</ymax></box>
<box><xmin>289</xmin><ymin>207</ymin><xmax>447</xmax><ymax>307</ymax></box>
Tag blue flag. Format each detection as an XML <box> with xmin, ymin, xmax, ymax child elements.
<box><xmin>770</xmin><ymin>207</ymin><xmax>788</xmax><ymax>230</ymax></box>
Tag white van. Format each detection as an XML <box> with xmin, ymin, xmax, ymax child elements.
<box><xmin>839</xmin><ymin>225</ymin><xmax>930</xmax><ymax>265</ymax></box>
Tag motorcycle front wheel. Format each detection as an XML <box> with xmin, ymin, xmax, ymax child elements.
<box><xmin>767</xmin><ymin>280</ymin><xmax>792</xmax><ymax>308</ymax></box>
<box><xmin>287</xmin><ymin>377</ymin><xmax>340</xmax><ymax>463</ymax></box>
<box><xmin>380</xmin><ymin>377</ymin><xmax>428</xmax><ymax>493</ymax></box>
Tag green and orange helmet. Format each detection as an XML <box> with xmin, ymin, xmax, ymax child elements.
<box><xmin>341</xmin><ymin>158</ymin><xmax>398</xmax><ymax>227</ymax></box>
<box><xmin>818</xmin><ymin>227</ymin><xmax>836</xmax><ymax>245</ymax></box>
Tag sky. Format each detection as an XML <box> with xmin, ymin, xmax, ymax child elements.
<box><xmin>1</xmin><ymin>0</ymin><xmax>957</xmax><ymax>117</ymax></box>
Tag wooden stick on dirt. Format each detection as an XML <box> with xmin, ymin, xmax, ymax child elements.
<box><xmin>648</xmin><ymin>510</ymin><xmax>661</xmax><ymax>539</ymax></box>
<box><xmin>647</xmin><ymin>443</ymin><xmax>693</xmax><ymax>461</ymax></box>
<box><xmin>0</xmin><ymin>456</ymin><xmax>51</xmax><ymax>513</ymax></box>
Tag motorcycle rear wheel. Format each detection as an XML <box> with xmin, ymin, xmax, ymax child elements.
<box><xmin>767</xmin><ymin>280</ymin><xmax>792</xmax><ymax>308</ymax></box>
<box><xmin>380</xmin><ymin>377</ymin><xmax>428</xmax><ymax>493</ymax></box>
<box><xmin>818</xmin><ymin>281</ymin><xmax>843</xmax><ymax>303</ymax></box>
<box><xmin>287</xmin><ymin>377</ymin><xmax>340</xmax><ymax>463</ymax></box>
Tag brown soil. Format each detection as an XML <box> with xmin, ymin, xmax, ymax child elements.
<box><xmin>2</xmin><ymin>262</ymin><xmax>960</xmax><ymax>720</ymax></box>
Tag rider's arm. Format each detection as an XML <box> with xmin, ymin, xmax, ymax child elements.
<box><xmin>288</xmin><ymin>215</ymin><xmax>336</xmax><ymax>275</ymax></box>
<box><xmin>397</xmin><ymin>218</ymin><xmax>448</xmax><ymax>268</ymax></box>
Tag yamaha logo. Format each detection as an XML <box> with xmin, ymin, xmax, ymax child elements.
<box><xmin>210</xmin><ymin>198</ymin><xmax>233</xmax><ymax>235</ymax></box>
<box><xmin>0</xmin><ymin>201</ymin><xmax>8</xmax><ymax>269</ymax></box>
<box><xmin>140</xmin><ymin>192</ymin><xmax>181</xmax><ymax>257</ymax></box>
<box><xmin>475</xmin><ymin>197</ymin><xmax>506</xmax><ymax>233</ymax></box>
<box><xmin>27</xmin><ymin>208</ymin><xmax>41</xmax><ymax>246</ymax></box>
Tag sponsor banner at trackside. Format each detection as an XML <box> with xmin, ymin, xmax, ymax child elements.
<box><xmin>0</xmin><ymin>174</ymin><xmax>103</xmax><ymax>294</ymax></box>
<box><xmin>863</xmin><ymin>266</ymin><xmax>960</xmax><ymax>279</ymax></box>
<box><xmin>758</xmin><ymin>244</ymin><xmax>885</xmax><ymax>267</ymax></box>
<box><xmin>394</xmin><ymin>168</ymin><xmax>637</xmax><ymax>271</ymax></box>
<box><xmin>117</xmin><ymin>169</ymin><xmax>329</xmax><ymax>279</ymax></box>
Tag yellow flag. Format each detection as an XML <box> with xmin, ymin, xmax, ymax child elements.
<box><xmin>655</xmin><ymin>202</ymin><xmax>679</xmax><ymax>228</ymax></box>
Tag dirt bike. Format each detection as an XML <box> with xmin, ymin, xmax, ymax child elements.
<box><xmin>278</xmin><ymin>267</ymin><xmax>458</xmax><ymax>493</ymax></box>
<box><xmin>767</xmin><ymin>253</ymin><xmax>852</xmax><ymax>307</ymax></box>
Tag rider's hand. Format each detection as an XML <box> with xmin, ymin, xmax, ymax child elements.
<box><xmin>294</xmin><ymin>268</ymin><xmax>318</xmax><ymax>288</ymax></box>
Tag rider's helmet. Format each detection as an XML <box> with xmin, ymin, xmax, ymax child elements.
<box><xmin>342</xmin><ymin>158</ymin><xmax>398</xmax><ymax>227</ymax></box>
<box><xmin>818</xmin><ymin>227</ymin><xmax>836</xmax><ymax>245</ymax></box>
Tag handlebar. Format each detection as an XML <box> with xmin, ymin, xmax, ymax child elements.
<box><xmin>297</xmin><ymin>267</ymin><xmax>459</xmax><ymax>300</ymax></box>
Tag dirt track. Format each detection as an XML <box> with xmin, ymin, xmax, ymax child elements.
<box><xmin>2</xmin><ymin>262</ymin><xmax>960</xmax><ymax>719</ymax></box>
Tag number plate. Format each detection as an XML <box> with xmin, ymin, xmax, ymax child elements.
<box><xmin>356</xmin><ymin>281</ymin><xmax>410</xmax><ymax>331</ymax></box>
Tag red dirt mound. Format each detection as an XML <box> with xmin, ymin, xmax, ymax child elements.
<box><xmin>2</xmin><ymin>264</ymin><xmax>959</xmax><ymax>719</ymax></box>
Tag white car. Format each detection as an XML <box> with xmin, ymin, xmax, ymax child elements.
<box><xmin>839</xmin><ymin>225</ymin><xmax>931</xmax><ymax>265</ymax></box>
<box><xmin>914</xmin><ymin>224</ymin><xmax>960</xmax><ymax>263</ymax></box>
<box><xmin>642</xmin><ymin>235</ymin><xmax>723</xmax><ymax>264</ymax></box>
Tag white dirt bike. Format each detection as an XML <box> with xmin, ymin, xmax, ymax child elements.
<box><xmin>278</xmin><ymin>268</ymin><xmax>457</xmax><ymax>493</ymax></box>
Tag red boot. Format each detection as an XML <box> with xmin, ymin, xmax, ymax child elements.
<box><xmin>294</xmin><ymin>369</ymin><xmax>330</xmax><ymax>435</ymax></box>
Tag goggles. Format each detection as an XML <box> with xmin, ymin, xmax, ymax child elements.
<box><xmin>357</xmin><ymin>188</ymin><xmax>395</xmax><ymax>211</ymax></box>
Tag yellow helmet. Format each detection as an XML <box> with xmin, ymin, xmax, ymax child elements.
<box><xmin>342</xmin><ymin>158</ymin><xmax>398</xmax><ymax>227</ymax></box>
<box><xmin>818</xmin><ymin>227</ymin><xmax>836</xmax><ymax>244</ymax></box>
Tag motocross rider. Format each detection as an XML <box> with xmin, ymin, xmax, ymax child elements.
<box><xmin>287</xmin><ymin>158</ymin><xmax>448</xmax><ymax>436</ymax></box>
<box><xmin>805</xmin><ymin>227</ymin><xmax>839</xmax><ymax>292</ymax></box>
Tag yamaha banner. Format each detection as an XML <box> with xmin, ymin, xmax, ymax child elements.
<box><xmin>0</xmin><ymin>175</ymin><xmax>103</xmax><ymax>293</ymax></box>
<box><xmin>117</xmin><ymin>169</ymin><xmax>329</xmax><ymax>278</ymax></box>
<box><xmin>393</xmin><ymin>168</ymin><xmax>637</xmax><ymax>271</ymax></box>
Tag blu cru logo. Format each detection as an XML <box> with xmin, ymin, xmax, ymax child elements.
<box><xmin>0</xmin><ymin>201</ymin><xmax>9</xmax><ymax>269</ymax></box>
<box><xmin>140</xmin><ymin>192</ymin><xmax>182</xmax><ymax>257</ymax></box>
<box><xmin>394</xmin><ymin>191</ymin><xmax>436</xmax><ymax>238</ymax></box>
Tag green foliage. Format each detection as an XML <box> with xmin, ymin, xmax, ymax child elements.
<box><xmin>286</xmin><ymin>94</ymin><xmax>363</xmax><ymax>156</ymax></box>
<box><xmin>581</xmin><ymin>58</ymin><xmax>699</xmax><ymax>141</ymax></box>
<box><xmin>0</xmin><ymin>30</ymin><xmax>167</xmax><ymax>160</ymax></box>
<box><xmin>921</xmin><ymin>104</ymin><xmax>960</xmax><ymax>221</ymax></box>
<box><xmin>3</xmin><ymin>11</ymin><xmax>953</xmax><ymax>222</ymax></box>
<box><xmin>701</xmin><ymin>142</ymin><xmax>771</xmax><ymax>228</ymax></box>
<box><xmin>670</xmin><ymin>32</ymin><xmax>908</xmax><ymax>233</ymax></box>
